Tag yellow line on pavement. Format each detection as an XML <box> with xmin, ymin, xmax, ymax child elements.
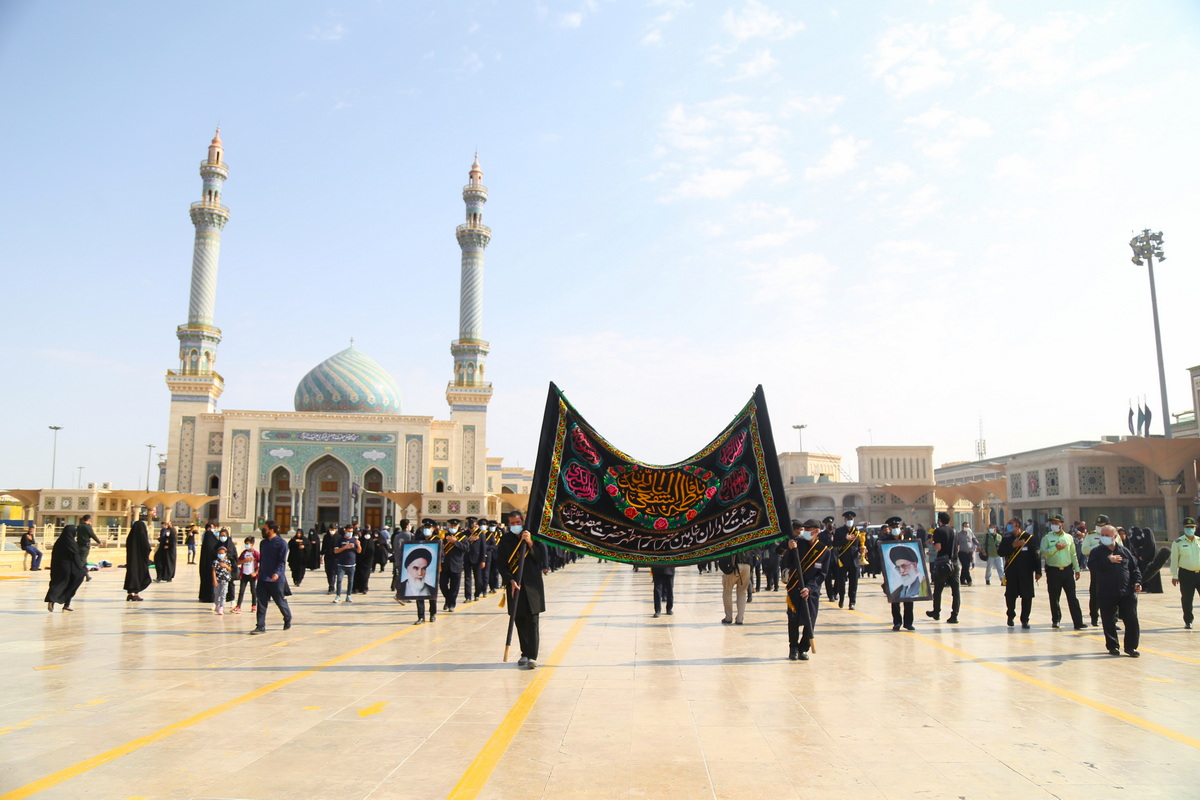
<box><xmin>1</xmin><ymin>618</ymin><xmax>429</xmax><ymax>799</ymax></box>
<box><xmin>838</xmin><ymin>603</ymin><xmax>1200</xmax><ymax>751</ymax></box>
<box><xmin>448</xmin><ymin>568</ymin><xmax>617</xmax><ymax>800</ymax></box>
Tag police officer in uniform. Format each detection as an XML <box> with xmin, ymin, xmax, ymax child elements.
<box><xmin>1039</xmin><ymin>514</ymin><xmax>1086</xmax><ymax>629</ymax></box>
<box><xmin>463</xmin><ymin>517</ymin><xmax>485</xmax><ymax>601</ymax></box>
<box><xmin>831</xmin><ymin>511</ymin><xmax>864</xmax><ymax>609</ymax></box>
<box><xmin>1170</xmin><ymin>517</ymin><xmax>1200</xmax><ymax>629</ymax></box>
<box><xmin>926</xmin><ymin>511</ymin><xmax>961</xmax><ymax>624</ymax></box>
<box><xmin>783</xmin><ymin>519</ymin><xmax>828</xmax><ymax>661</ymax></box>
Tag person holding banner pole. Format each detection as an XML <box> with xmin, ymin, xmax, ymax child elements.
<box><xmin>498</xmin><ymin>510</ymin><xmax>547</xmax><ymax>669</ymax></box>
<box><xmin>783</xmin><ymin>519</ymin><xmax>829</xmax><ymax>661</ymax></box>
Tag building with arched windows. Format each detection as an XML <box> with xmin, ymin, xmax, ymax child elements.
<box><xmin>161</xmin><ymin>133</ymin><xmax>530</xmax><ymax>532</ymax></box>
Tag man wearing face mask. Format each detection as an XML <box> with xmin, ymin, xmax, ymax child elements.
<box><xmin>879</xmin><ymin>517</ymin><xmax>921</xmax><ymax>631</ymax></box>
<box><xmin>331</xmin><ymin>526</ymin><xmax>360</xmax><ymax>603</ymax></box>
<box><xmin>497</xmin><ymin>510</ymin><xmax>548</xmax><ymax>668</ymax></box>
<box><xmin>783</xmin><ymin>519</ymin><xmax>828</xmax><ymax>661</ymax></box>
<box><xmin>1088</xmin><ymin>524</ymin><xmax>1142</xmax><ymax>656</ymax></box>
<box><xmin>981</xmin><ymin>523</ymin><xmax>1004</xmax><ymax>585</ymax></box>
<box><xmin>439</xmin><ymin>518</ymin><xmax>466</xmax><ymax>612</ymax></box>
<box><xmin>1170</xmin><ymin>517</ymin><xmax>1200</xmax><ymax>629</ymax></box>
<box><xmin>927</xmin><ymin>511</ymin><xmax>960</xmax><ymax>624</ymax></box>
<box><xmin>999</xmin><ymin>518</ymin><xmax>1040</xmax><ymax>628</ymax></box>
<box><xmin>1039</xmin><ymin>515</ymin><xmax>1086</xmax><ymax>630</ymax></box>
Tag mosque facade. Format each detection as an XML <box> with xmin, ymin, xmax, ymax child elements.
<box><xmin>161</xmin><ymin>132</ymin><xmax>530</xmax><ymax>533</ymax></box>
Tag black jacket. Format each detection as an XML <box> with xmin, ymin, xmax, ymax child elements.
<box><xmin>1087</xmin><ymin>544</ymin><xmax>1142</xmax><ymax>598</ymax></box>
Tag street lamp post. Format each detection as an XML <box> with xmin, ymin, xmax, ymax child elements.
<box><xmin>145</xmin><ymin>444</ymin><xmax>156</xmax><ymax>492</ymax></box>
<box><xmin>48</xmin><ymin>426</ymin><xmax>63</xmax><ymax>488</ymax></box>
<box><xmin>792</xmin><ymin>424</ymin><xmax>807</xmax><ymax>452</ymax></box>
<box><xmin>1130</xmin><ymin>229</ymin><xmax>1170</xmax><ymax>438</ymax></box>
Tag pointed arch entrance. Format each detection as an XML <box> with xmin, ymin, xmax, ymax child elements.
<box><xmin>306</xmin><ymin>455</ymin><xmax>350</xmax><ymax>528</ymax></box>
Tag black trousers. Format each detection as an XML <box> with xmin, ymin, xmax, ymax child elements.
<box><xmin>931</xmin><ymin>568</ymin><xmax>960</xmax><ymax>618</ymax></box>
<box><xmin>1178</xmin><ymin>568</ymin><xmax>1199</xmax><ymax>624</ymax></box>
<box><xmin>1099</xmin><ymin>594</ymin><xmax>1139</xmax><ymax>652</ymax></box>
<box><xmin>1005</xmin><ymin>585</ymin><xmax>1033</xmax><ymax>623</ymax></box>
<box><xmin>652</xmin><ymin>573</ymin><xmax>674</xmax><ymax>613</ymax></box>
<box><xmin>890</xmin><ymin>601</ymin><xmax>913</xmax><ymax>627</ymax></box>
<box><xmin>255</xmin><ymin>579</ymin><xmax>291</xmax><ymax>630</ymax></box>
<box><xmin>416</xmin><ymin>598</ymin><xmax>436</xmax><ymax>620</ymax></box>
<box><xmin>762</xmin><ymin>558</ymin><xmax>780</xmax><ymax>591</ymax></box>
<box><xmin>1088</xmin><ymin>570</ymin><xmax>1099</xmax><ymax>623</ymax></box>
<box><xmin>787</xmin><ymin>594</ymin><xmax>820</xmax><ymax>651</ymax></box>
<box><xmin>325</xmin><ymin>560</ymin><xmax>337</xmax><ymax>592</ymax></box>
<box><xmin>440</xmin><ymin>570</ymin><xmax>461</xmax><ymax>608</ymax></box>
<box><xmin>958</xmin><ymin>552</ymin><xmax>974</xmax><ymax>584</ymax></box>
<box><xmin>463</xmin><ymin>563</ymin><xmax>480</xmax><ymax>600</ymax></box>
<box><xmin>1045</xmin><ymin>566</ymin><xmax>1083</xmax><ymax>626</ymax></box>
<box><xmin>514</xmin><ymin>611</ymin><xmax>540</xmax><ymax>659</ymax></box>
<box><xmin>833</xmin><ymin>563</ymin><xmax>858</xmax><ymax>605</ymax></box>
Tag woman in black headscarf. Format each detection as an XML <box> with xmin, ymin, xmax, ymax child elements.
<box><xmin>288</xmin><ymin>530</ymin><xmax>308</xmax><ymax>586</ymax></box>
<box><xmin>124</xmin><ymin>515</ymin><xmax>153</xmax><ymax>601</ymax></box>
<box><xmin>154</xmin><ymin>524</ymin><xmax>177</xmax><ymax>582</ymax></box>
<box><xmin>46</xmin><ymin>525</ymin><xmax>86</xmax><ymax>612</ymax></box>
<box><xmin>354</xmin><ymin>528</ymin><xmax>375</xmax><ymax>594</ymax></box>
<box><xmin>306</xmin><ymin>526</ymin><xmax>321</xmax><ymax>571</ymax></box>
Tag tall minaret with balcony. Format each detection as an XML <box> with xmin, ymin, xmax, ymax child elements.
<box><xmin>165</xmin><ymin>131</ymin><xmax>230</xmax><ymax>496</ymax></box>
<box><xmin>447</xmin><ymin>155</ymin><xmax>493</xmax><ymax>493</ymax></box>
<box><xmin>167</xmin><ymin>129</ymin><xmax>229</xmax><ymax>408</ymax></box>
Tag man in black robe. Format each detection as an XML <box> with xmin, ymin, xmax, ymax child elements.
<box><xmin>46</xmin><ymin>525</ymin><xmax>86</xmax><ymax>612</ymax></box>
<box><xmin>124</xmin><ymin>515</ymin><xmax>153</xmax><ymax>601</ymax></box>
<box><xmin>999</xmin><ymin>523</ymin><xmax>1041</xmax><ymax>628</ymax></box>
<box><xmin>1089</xmin><ymin>524</ymin><xmax>1143</xmax><ymax>656</ymax></box>
<box><xmin>1129</xmin><ymin>527</ymin><xmax>1162</xmax><ymax>593</ymax></box>
<box><xmin>497</xmin><ymin>510</ymin><xmax>547</xmax><ymax>668</ymax></box>
<box><xmin>321</xmin><ymin>526</ymin><xmax>337</xmax><ymax>593</ymax></box>
<box><xmin>154</xmin><ymin>524</ymin><xmax>177</xmax><ymax>582</ymax></box>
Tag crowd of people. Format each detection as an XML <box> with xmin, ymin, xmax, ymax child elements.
<box><xmin>29</xmin><ymin>505</ymin><xmax>1199</xmax><ymax>667</ymax></box>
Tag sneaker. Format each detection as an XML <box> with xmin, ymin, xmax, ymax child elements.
<box><xmin>526</xmin><ymin>660</ymin><xmax>537</xmax><ymax>669</ymax></box>
<box><xmin>251</xmin><ymin>606</ymin><xmax>257</xmax><ymax>612</ymax></box>
<box><xmin>216</xmin><ymin>609</ymin><xmax>224</xmax><ymax>615</ymax></box>
<box><xmin>849</xmin><ymin>604</ymin><xmax>855</xmax><ymax>610</ymax></box>
<box><xmin>1125</xmin><ymin>650</ymin><xmax>1140</xmax><ymax>658</ymax></box>
<box><xmin>332</xmin><ymin>597</ymin><xmax>341</xmax><ymax>604</ymax></box>
<box><xmin>1051</xmin><ymin>621</ymin><xmax>1059</xmax><ymax>629</ymax></box>
<box><xmin>231</xmin><ymin>607</ymin><xmax>241</xmax><ymax>614</ymax></box>
<box><xmin>1107</xmin><ymin>648</ymin><xmax>1121</xmax><ymax>656</ymax></box>
<box><xmin>1186</xmin><ymin>622</ymin><xmax>1193</xmax><ymax>629</ymax></box>
<box><xmin>517</xmin><ymin>656</ymin><xmax>529</xmax><ymax>667</ymax></box>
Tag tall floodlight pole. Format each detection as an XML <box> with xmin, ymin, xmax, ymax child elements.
<box><xmin>793</xmin><ymin>424</ymin><xmax>807</xmax><ymax>452</ymax></box>
<box><xmin>77</xmin><ymin>467</ymin><xmax>84</xmax><ymax>489</ymax></box>
<box><xmin>1129</xmin><ymin>229</ymin><xmax>1170</xmax><ymax>438</ymax></box>
<box><xmin>48</xmin><ymin>426</ymin><xmax>63</xmax><ymax>488</ymax></box>
<box><xmin>146</xmin><ymin>445</ymin><xmax>156</xmax><ymax>491</ymax></box>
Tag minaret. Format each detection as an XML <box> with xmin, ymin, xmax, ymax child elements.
<box><xmin>169</xmin><ymin>129</ymin><xmax>230</xmax><ymax>397</ymax></box>
<box><xmin>447</xmin><ymin>154</ymin><xmax>493</xmax><ymax>407</ymax></box>
<box><xmin>164</xmin><ymin>131</ymin><xmax>229</xmax><ymax>499</ymax></box>
<box><xmin>447</xmin><ymin>155</ymin><xmax>493</xmax><ymax>494</ymax></box>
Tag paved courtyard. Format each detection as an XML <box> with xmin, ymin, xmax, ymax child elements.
<box><xmin>1</xmin><ymin>559</ymin><xmax>1197</xmax><ymax>800</ymax></box>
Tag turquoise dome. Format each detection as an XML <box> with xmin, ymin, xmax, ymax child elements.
<box><xmin>294</xmin><ymin>346</ymin><xmax>402</xmax><ymax>414</ymax></box>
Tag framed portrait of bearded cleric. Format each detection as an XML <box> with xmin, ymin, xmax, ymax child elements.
<box><xmin>524</xmin><ymin>382</ymin><xmax>792</xmax><ymax>565</ymax></box>
<box><xmin>398</xmin><ymin>542</ymin><xmax>439</xmax><ymax>599</ymax></box>
<box><xmin>880</xmin><ymin>541</ymin><xmax>932</xmax><ymax>603</ymax></box>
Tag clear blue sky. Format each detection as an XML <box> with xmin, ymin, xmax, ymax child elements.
<box><xmin>3</xmin><ymin>1</ymin><xmax>1199</xmax><ymax>490</ymax></box>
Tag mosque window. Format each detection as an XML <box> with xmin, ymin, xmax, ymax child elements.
<box><xmin>435</xmin><ymin>480</ymin><xmax>445</xmax><ymax>493</ymax></box>
<box><xmin>365</xmin><ymin>471</ymin><xmax>382</xmax><ymax>492</ymax></box>
<box><xmin>320</xmin><ymin>480</ymin><xmax>338</xmax><ymax>492</ymax></box>
<box><xmin>276</xmin><ymin>474</ymin><xmax>290</xmax><ymax>491</ymax></box>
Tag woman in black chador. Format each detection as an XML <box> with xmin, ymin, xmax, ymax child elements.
<box><xmin>124</xmin><ymin>515</ymin><xmax>153</xmax><ymax>601</ymax></box>
<box><xmin>154</xmin><ymin>524</ymin><xmax>177</xmax><ymax>582</ymax></box>
<box><xmin>46</xmin><ymin>525</ymin><xmax>86</xmax><ymax>612</ymax></box>
<box><xmin>288</xmin><ymin>531</ymin><xmax>308</xmax><ymax>586</ymax></box>
<box><xmin>354</xmin><ymin>529</ymin><xmax>375</xmax><ymax>594</ymax></box>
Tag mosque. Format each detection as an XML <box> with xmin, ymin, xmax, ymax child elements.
<box><xmin>162</xmin><ymin>131</ymin><xmax>531</xmax><ymax>533</ymax></box>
